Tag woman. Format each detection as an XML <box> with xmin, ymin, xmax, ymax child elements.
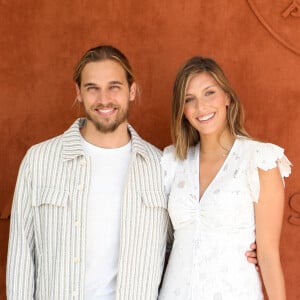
<box><xmin>159</xmin><ymin>57</ymin><xmax>291</xmax><ymax>299</ymax></box>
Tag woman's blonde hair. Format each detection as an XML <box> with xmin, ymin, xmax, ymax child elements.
<box><xmin>171</xmin><ymin>56</ymin><xmax>249</xmax><ymax>159</ymax></box>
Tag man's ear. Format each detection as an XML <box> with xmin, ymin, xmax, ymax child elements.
<box><xmin>129</xmin><ymin>82</ymin><xmax>137</xmax><ymax>102</ymax></box>
<box><xmin>75</xmin><ymin>84</ymin><xmax>82</xmax><ymax>102</ymax></box>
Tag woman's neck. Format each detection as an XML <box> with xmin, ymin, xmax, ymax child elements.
<box><xmin>199</xmin><ymin>130</ymin><xmax>235</xmax><ymax>156</ymax></box>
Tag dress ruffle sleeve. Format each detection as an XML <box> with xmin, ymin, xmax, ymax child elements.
<box><xmin>161</xmin><ymin>145</ymin><xmax>178</xmax><ymax>196</ymax></box>
<box><xmin>247</xmin><ymin>142</ymin><xmax>292</xmax><ymax>203</ymax></box>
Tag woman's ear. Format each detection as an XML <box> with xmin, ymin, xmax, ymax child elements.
<box><xmin>225</xmin><ymin>94</ymin><xmax>230</xmax><ymax>106</ymax></box>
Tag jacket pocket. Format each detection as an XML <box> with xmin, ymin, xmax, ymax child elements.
<box><xmin>32</xmin><ymin>188</ymin><xmax>69</xmax><ymax>207</ymax></box>
<box><xmin>141</xmin><ymin>190</ymin><xmax>167</xmax><ymax>209</ymax></box>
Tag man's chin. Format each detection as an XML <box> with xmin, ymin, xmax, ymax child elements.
<box><xmin>86</xmin><ymin>112</ymin><xmax>128</xmax><ymax>134</ymax></box>
<box><xmin>94</xmin><ymin>121</ymin><xmax>123</xmax><ymax>133</ymax></box>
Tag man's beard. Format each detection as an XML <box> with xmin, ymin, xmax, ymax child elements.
<box><xmin>85</xmin><ymin>103</ymin><xmax>129</xmax><ymax>133</ymax></box>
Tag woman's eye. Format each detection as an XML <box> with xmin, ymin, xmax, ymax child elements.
<box><xmin>185</xmin><ymin>97</ymin><xmax>194</xmax><ymax>103</ymax></box>
<box><xmin>205</xmin><ymin>90</ymin><xmax>215</xmax><ymax>96</ymax></box>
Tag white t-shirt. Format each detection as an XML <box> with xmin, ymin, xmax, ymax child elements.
<box><xmin>81</xmin><ymin>136</ymin><xmax>131</xmax><ymax>300</ymax></box>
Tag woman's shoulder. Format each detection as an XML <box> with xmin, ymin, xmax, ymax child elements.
<box><xmin>238</xmin><ymin>136</ymin><xmax>292</xmax><ymax>176</ymax></box>
<box><xmin>238</xmin><ymin>136</ymin><xmax>285</xmax><ymax>157</ymax></box>
<box><xmin>161</xmin><ymin>145</ymin><xmax>179</xmax><ymax>195</ymax></box>
<box><xmin>162</xmin><ymin>144</ymin><xmax>198</xmax><ymax>162</ymax></box>
<box><xmin>162</xmin><ymin>144</ymin><xmax>176</xmax><ymax>156</ymax></box>
<box><xmin>161</xmin><ymin>144</ymin><xmax>177</xmax><ymax>167</ymax></box>
<box><xmin>241</xmin><ymin>137</ymin><xmax>292</xmax><ymax>201</ymax></box>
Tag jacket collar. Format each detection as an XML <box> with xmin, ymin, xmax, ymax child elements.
<box><xmin>128</xmin><ymin>124</ymin><xmax>149</xmax><ymax>161</ymax></box>
<box><xmin>62</xmin><ymin>118</ymin><xmax>149</xmax><ymax>161</ymax></box>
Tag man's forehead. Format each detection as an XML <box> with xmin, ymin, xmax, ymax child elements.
<box><xmin>81</xmin><ymin>60</ymin><xmax>127</xmax><ymax>82</ymax></box>
<box><xmin>83</xmin><ymin>60</ymin><xmax>125</xmax><ymax>72</ymax></box>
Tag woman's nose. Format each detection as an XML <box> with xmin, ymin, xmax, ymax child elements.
<box><xmin>195</xmin><ymin>97</ymin><xmax>206</xmax><ymax>110</ymax></box>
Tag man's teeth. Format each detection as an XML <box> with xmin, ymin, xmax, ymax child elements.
<box><xmin>97</xmin><ymin>108</ymin><xmax>114</xmax><ymax>113</ymax></box>
<box><xmin>199</xmin><ymin>113</ymin><xmax>215</xmax><ymax>121</ymax></box>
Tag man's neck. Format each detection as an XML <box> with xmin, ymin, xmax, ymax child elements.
<box><xmin>80</xmin><ymin>121</ymin><xmax>131</xmax><ymax>149</ymax></box>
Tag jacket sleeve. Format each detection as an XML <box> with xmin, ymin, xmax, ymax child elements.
<box><xmin>161</xmin><ymin>146</ymin><xmax>176</xmax><ymax>253</ymax></box>
<box><xmin>166</xmin><ymin>220</ymin><xmax>174</xmax><ymax>254</ymax></box>
<box><xmin>6</xmin><ymin>151</ymin><xmax>36</xmax><ymax>300</ymax></box>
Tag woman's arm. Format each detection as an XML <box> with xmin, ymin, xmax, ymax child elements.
<box><xmin>254</xmin><ymin>166</ymin><xmax>286</xmax><ymax>300</ymax></box>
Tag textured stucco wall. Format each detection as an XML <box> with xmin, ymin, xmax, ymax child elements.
<box><xmin>0</xmin><ymin>1</ymin><xmax>299</xmax><ymax>299</ymax></box>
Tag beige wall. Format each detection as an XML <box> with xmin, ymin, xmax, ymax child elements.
<box><xmin>1</xmin><ymin>0</ymin><xmax>299</xmax><ymax>298</ymax></box>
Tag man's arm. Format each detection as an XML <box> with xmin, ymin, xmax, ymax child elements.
<box><xmin>6</xmin><ymin>154</ymin><xmax>36</xmax><ymax>299</ymax></box>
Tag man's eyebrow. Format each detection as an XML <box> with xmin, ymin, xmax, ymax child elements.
<box><xmin>82</xmin><ymin>81</ymin><xmax>124</xmax><ymax>88</ymax></box>
<box><xmin>109</xmin><ymin>80</ymin><xmax>123</xmax><ymax>85</ymax></box>
<box><xmin>83</xmin><ymin>82</ymin><xmax>97</xmax><ymax>87</ymax></box>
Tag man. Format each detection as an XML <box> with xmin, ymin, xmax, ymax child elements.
<box><xmin>7</xmin><ymin>45</ymin><xmax>257</xmax><ymax>300</ymax></box>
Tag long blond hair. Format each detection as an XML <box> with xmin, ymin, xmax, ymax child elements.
<box><xmin>171</xmin><ymin>56</ymin><xmax>249</xmax><ymax>159</ymax></box>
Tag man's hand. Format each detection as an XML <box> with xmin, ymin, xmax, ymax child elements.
<box><xmin>245</xmin><ymin>242</ymin><xmax>259</xmax><ymax>271</ymax></box>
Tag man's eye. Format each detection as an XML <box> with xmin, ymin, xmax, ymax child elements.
<box><xmin>110</xmin><ymin>85</ymin><xmax>120</xmax><ymax>90</ymax></box>
<box><xmin>87</xmin><ymin>86</ymin><xmax>97</xmax><ymax>91</ymax></box>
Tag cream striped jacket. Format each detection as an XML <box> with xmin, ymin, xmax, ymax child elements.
<box><xmin>7</xmin><ymin>118</ymin><xmax>171</xmax><ymax>300</ymax></box>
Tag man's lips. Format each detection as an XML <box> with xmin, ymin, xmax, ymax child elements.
<box><xmin>94</xmin><ymin>107</ymin><xmax>116</xmax><ymax>116</ymax></box>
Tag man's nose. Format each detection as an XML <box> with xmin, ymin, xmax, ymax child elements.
<box><xmin>96</xmin><ymin>90</ymin><xmax>111</xmax><ymax>104</ymax></box>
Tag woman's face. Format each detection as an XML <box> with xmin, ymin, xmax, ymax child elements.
<box><xmin>183</xmin><ymin>72</ymin><xmax>230</xmax><ymax>137</ymax></box>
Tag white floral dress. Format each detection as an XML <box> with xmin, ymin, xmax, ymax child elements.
<box><xmin>159</xmin><ymin>137</ymin><xmax>291</xmax><ymax>300</ymax></box>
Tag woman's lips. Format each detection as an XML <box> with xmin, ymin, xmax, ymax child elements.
<box><xmin>197</xmin><ymin>112</ymin><xmax>215</xmax><ymax>122</ymax></box>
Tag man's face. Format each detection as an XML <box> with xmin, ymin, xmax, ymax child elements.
<box><xmin>76</xmin><ymin>59</ymin><xmax>136</xmax><ymax>133</ymax></box>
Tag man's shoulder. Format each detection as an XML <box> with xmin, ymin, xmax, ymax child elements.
<box><xmin>141</xmin><ymin>140</ymin><xmax>162</xmax><ymax>156</ymax></box>
<box><xmin>26</xmin><ymin>119</ymin><xmax>81</xmax><ymax>158</ymax></box>
<box><xmin>26</xmin><ymin>134</ymin><xmax>64</xmax><ymax>159</ymax></box>
<box><xmin>128</xmin><ymin>125</ymin><xmax>162</xmax><ymax>159</ymax></box>
<box><xmin>135</xmin><ymin>139</ymin><xmax>163</xmax><ymax>165</ymax></box>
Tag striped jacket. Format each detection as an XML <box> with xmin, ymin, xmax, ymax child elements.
<box><xmin>7</xmin><ymin>118</ymin><xmax>171</xmax><ymax>300</ymax></box>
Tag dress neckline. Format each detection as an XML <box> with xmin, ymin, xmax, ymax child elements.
<box><xmin>194</xmin><ymin>137</ymin><xmax>239</xmax><ymax>201</ymax></box>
